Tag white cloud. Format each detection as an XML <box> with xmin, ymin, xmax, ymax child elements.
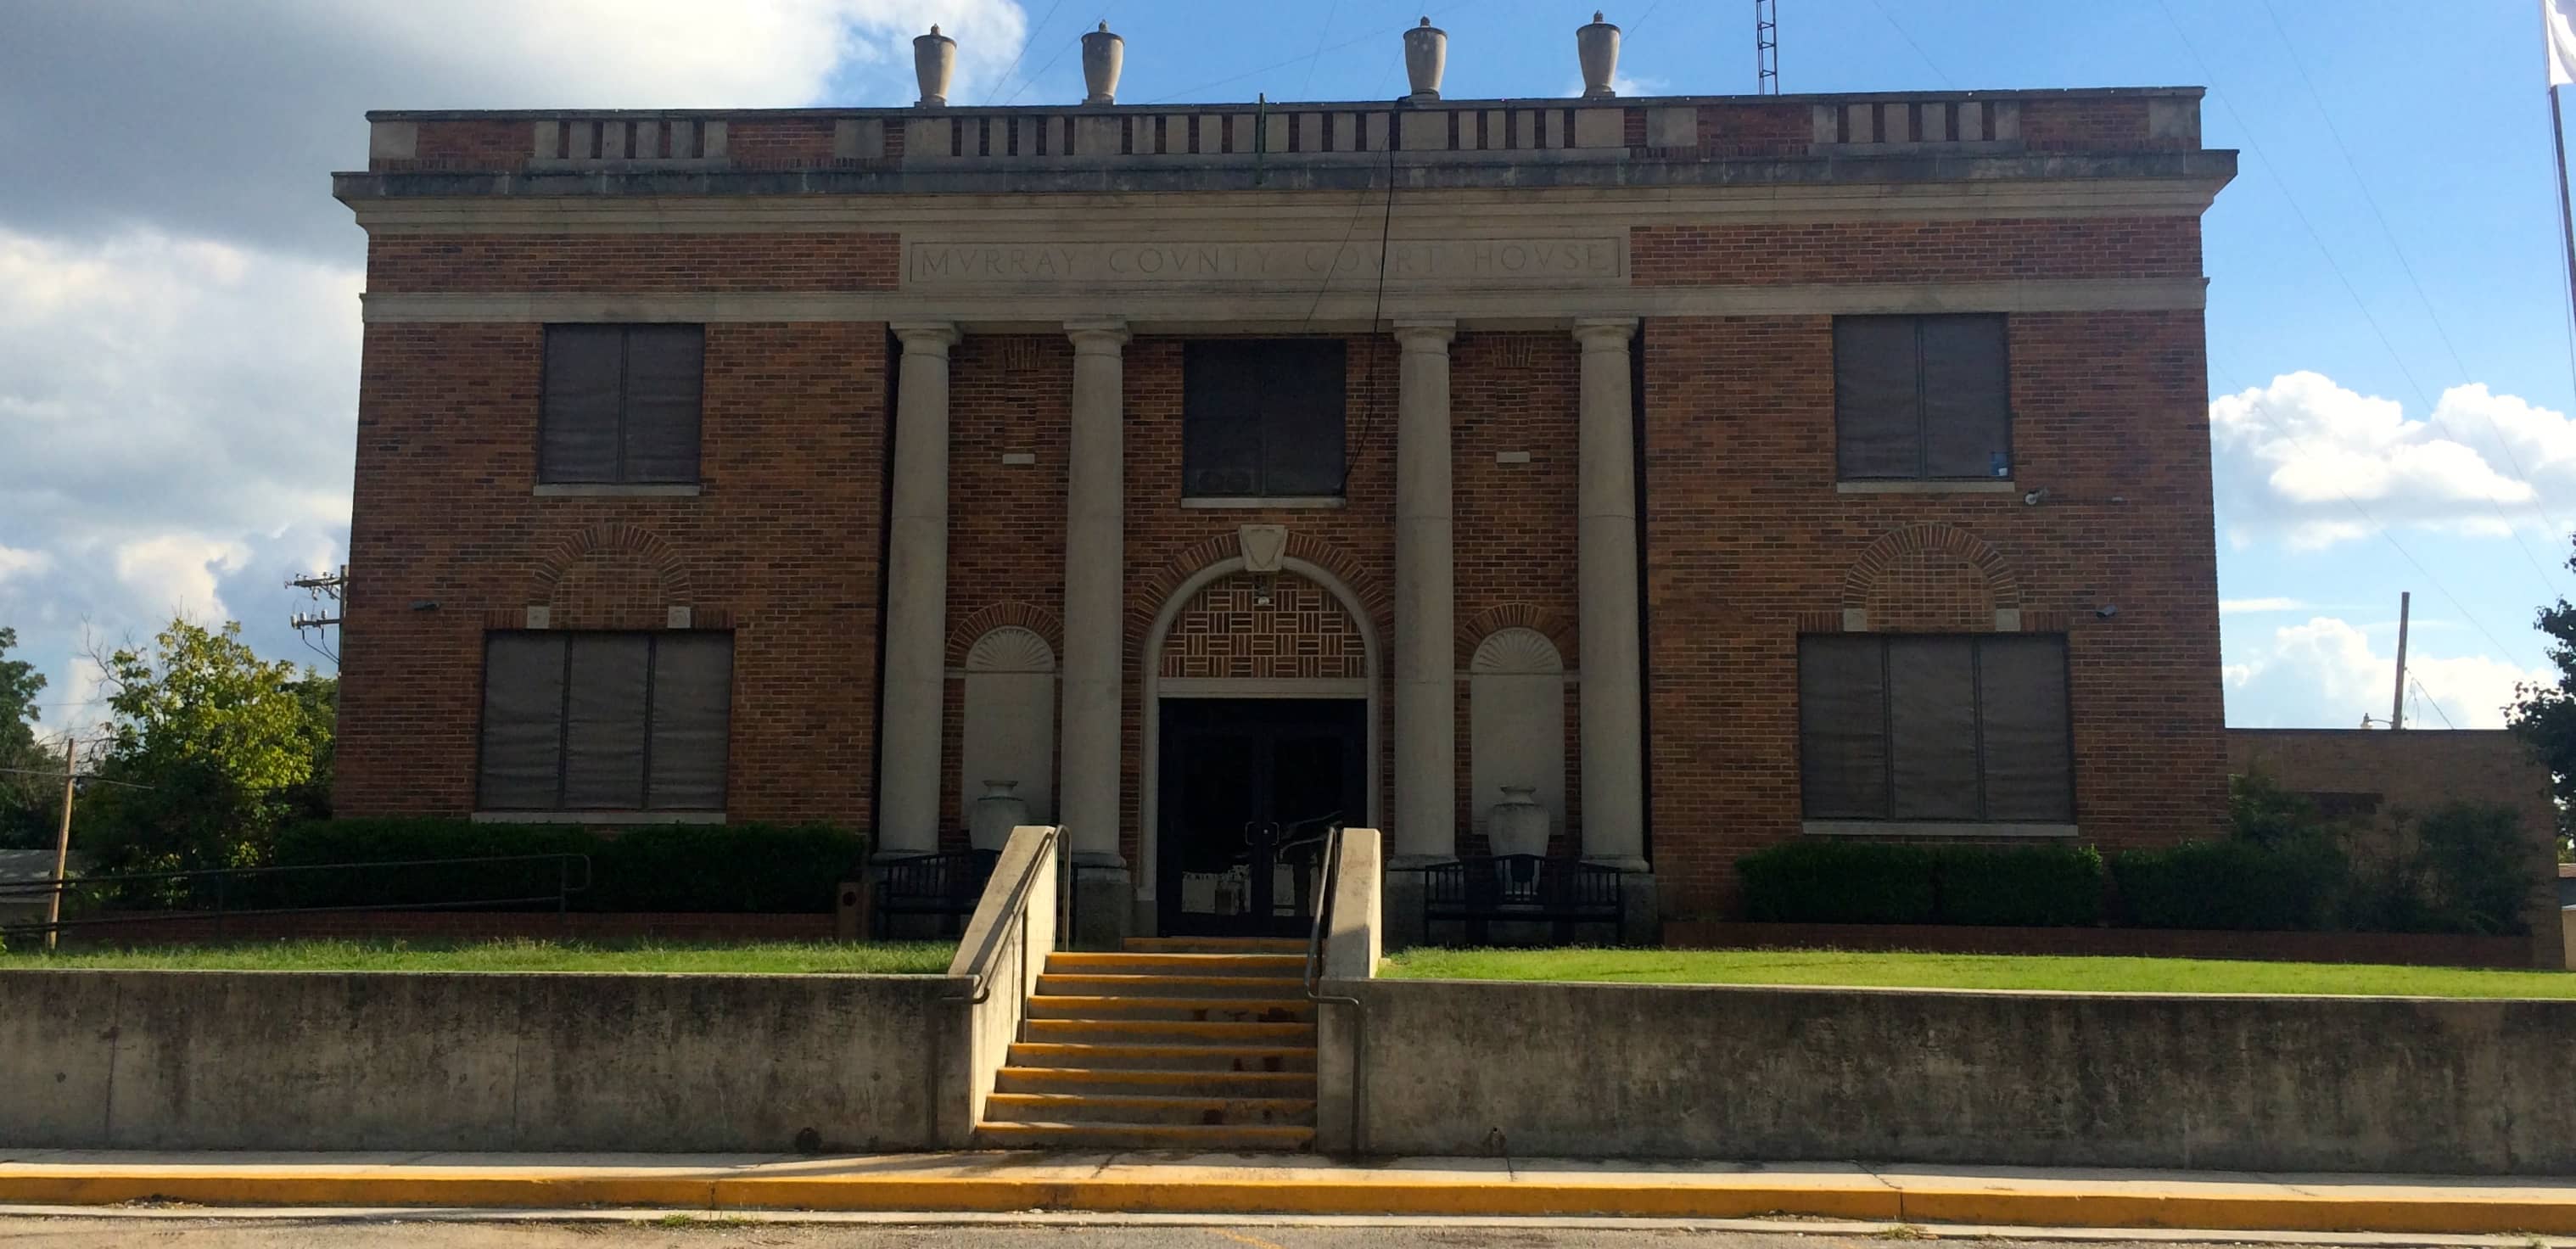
<box><xmin>2219</xmin><ymin>596</ymin><xmax>2307</xmax><ymax>614</ymax></box>
<box><xmin>2210</xmin><ymin>371</ymin><xmax>2576</xmax><ymax>550</ymax></box>
<box><xmin>111</xmin><ymin>536</ymin><xmax>254</xmax><ymax>624</ymax></box>
<box><xmin>0</xmin><ymin>547</ymin><xmax>48</xmax><ymax>585</ymax></box>
<box><xmin>2223</xmin><ymin>614</ymin><xmax>2550</xmax><ymax>729</ymax></box>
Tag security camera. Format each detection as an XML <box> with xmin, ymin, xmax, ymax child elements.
<box><xmin>2095</xmin><ymin>604</ymin><xmax>2119</xmax><ymax>619</ymax></box>
<box><xmin>2023</xmin><ymin>487</ymin><xmax>2049</xmax><ymax>506</ymax></box>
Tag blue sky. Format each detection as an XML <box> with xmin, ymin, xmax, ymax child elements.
<box><xmin>3</xmin><ymin>0</ymin><xmax>2572</xmax><ymax>734</ymax></box>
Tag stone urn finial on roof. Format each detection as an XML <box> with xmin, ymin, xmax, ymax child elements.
<box><xmin>1403</xmin><ymin>16</ymin><xmax>1447</xmax><ymax>103</ymax></box>
<box><xmin>1082</xmin><ymin>20</ymin><xmax>1125</xmax><ymax>104</ymax></box>
<box><xmin>1578</xmin><ymin>11</ymin><xmax>1621</xmax><ymax>99</ymax></box>
<box><xmin>915</xmin><ymin>25</ymin><xmax>956</xmax><ymax>108</ymax></box>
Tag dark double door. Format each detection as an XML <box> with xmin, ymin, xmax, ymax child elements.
<box><xmin>1157</xmin><ymin>698</ymin><xmax>1366</xmax><ymax>937</ymax></box>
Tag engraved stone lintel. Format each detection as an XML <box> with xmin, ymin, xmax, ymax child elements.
<box><xmin>909</xmin><ymin>238</ymin><xmax>1624</xmax><ymax>288</ymax></box>
<box><xmin>1239</xmin><ymin>524</ymin><xmax>1289</xmax><ymax>574</ymax></box>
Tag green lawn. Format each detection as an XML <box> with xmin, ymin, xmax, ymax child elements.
<box><xmin>0</xmin><ymin>938</ymin><xmax>957</xmax><ymax>974</ymax></box>
<box><xmin>1380</xmin><ymin>946</ymin><xmax>2576</xmax><ymax>999</ymax></box>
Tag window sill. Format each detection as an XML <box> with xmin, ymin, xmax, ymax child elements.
<box><xmin>473</xmin><ymin>810</ymin><xmax>727</xmax><ymax>825</ymax></box>
<box><xmin>533</xmin><ymin>484</ymin><xmax>703</xmax><ymax>497</ymax></box>
<box><xmin>1801</xmin><ymin>820</ymin><xmax>2077</xmax><ymax>838</ymax></box>
<box><xmin>1179</xmin><ymin>496</ymin><xmax>1347</xmax><ymax>510</ymax></box>
<box><xmin>1836</xmin><ymin>479</ymin><xmax>2018</xmax><ymax>495</ymax></box>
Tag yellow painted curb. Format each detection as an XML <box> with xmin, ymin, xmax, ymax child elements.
<box><xmin>0</xmin><ymin>1171</ymin><xmax>2570</xmax><ymax>1235</ymax></box>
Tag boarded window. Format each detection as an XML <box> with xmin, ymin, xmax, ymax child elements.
<box><xmin>540</xmin><ymin>325</ymin><xmax>704</xmax><ymax>484</ymax></box>
<box><xmin>1798</xmin><ymin>633</ymin><xmax>2072</xmax><ymax>823</ymax></box>
<box><xmin>475</xmin><ymin>631</ymin><xmax>733</xmax><ymax>811</ymax></box>
<box><xmin>1183</xmin><ymin>339</ymin><xmax>1347</xmax><ymax>497</ymax></box>
<box><xmin>1834</xmin><ymin>315</ymin><xmax>2009</xmax><ymax>480</ymax></box>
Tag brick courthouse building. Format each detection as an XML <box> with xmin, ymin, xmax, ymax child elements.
<box><xmin>330</xmin><ymin>20</ymin><xmax>2237</xmax><ymax>943</ymax></box>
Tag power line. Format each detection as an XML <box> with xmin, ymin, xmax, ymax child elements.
<box><xmin>1296</xmin><ymin>0</ymin><xmax>1341</xmax><ymax>98</ymax></box>
<box><xmin>999</xmin><ymin>3</ymin><xmax>1122</xmax><ymax>108</ymax></box>
<box><xmin>1863</xmin><ymin>0</ymin><xmax>1952</xmax><ymax>89</ymax></box>
<box><xmin>2409</xmin><ymin>676</ymin><xmax>2458</xmax><ymax>730</ymax></box>
<box><xmin>2159</xmin><ymin>0</ymin><xmax>2572</xmax><ymax>601</ymax></box>
<box><xmin>1138</xmin><ymin>1</ymin><xmax>1493</xmax><ymax>106</ymax></box>
<box><xmin>982</xmin><ymin>0</ymin><xmax>1069</xmax><ymax>106</ymax></box>
<box><xmin>2251</xmin><ymin>0</ymin><xmax>2576</xmax><ymax>557</ymax></box>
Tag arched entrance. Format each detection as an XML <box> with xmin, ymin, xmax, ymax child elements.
<box><xmin>1140</xmin><ymin>557</ymin><xmax>1380</xmax><ymax>937</ymax></box>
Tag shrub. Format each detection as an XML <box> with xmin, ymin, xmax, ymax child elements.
<box><xmin>260</xmin><ymin>818</ymin><xmax>866</xmax><ymax>914</ymax></box>
<box><xmin>1936</xmin><ymin>844</ymin><xmax>2105</xmax><ymax>927</ymax></box>
<box><xmin>1739</xmin><ymin>840</ymin><xmax>1937</xmax><ymax>924</ymax></box>
<box><xmin>2411</xmin><ymin>801</ymin><xmax>2531</xmax><ymax>935</ymax></box>
<box><xmin>2109</xmin><ymin>838</ymin><xmax>2345</xmax><ymax>931</ymax></box>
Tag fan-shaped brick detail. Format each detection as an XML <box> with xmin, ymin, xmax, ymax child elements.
<box><xmin>1128</xmin><ymin>531</ymin><xmax>1386</xmax><ymax>651</ymax></box>
<box><xmin>947</xmin><ymin>602</ymin><xmax>1065</xmax><ymax>667</ymax></box>
<box><xmin>1456</xmin><ymin>605</ymin><xmax>1576</xmax><ymax>669</ymax></box>
<box><xmin>1840</xmin><ymin>524</ymin><xmax>2022</xmax><ymax>632</ymax></box>
<box><xmin>1158</xmin><ymin>569</ymin><xmax>1368</xmax><ymax>681</ymax></box>
<box><xmin>1470</xmin><ymin>626</ymin><xmax>1565</xmax><ymax>675</ymax></box>
<box><xmin>531</xmin><ymin>524</ymin><xmax>694</xmax><ymax>630</ymax></box>
<box><xmin>964</xmin><ymin>626</ymin><xmax>1057</xmax><ymax>674</ymax></box>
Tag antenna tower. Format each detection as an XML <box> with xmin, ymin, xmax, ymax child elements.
<box><xmin>1756</xmin><ymin>0</ymin><xmax>1780</xmax><ymax>94</ymax></box>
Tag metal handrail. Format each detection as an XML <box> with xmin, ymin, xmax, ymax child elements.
<box><xmin>949</xmin><ymin>825</ymin><xmax>1061</xmax><ymax>1006</ymax></box>
<box><xmin>0</xmin><ymin>854</ymin><xmax>595</xmax><ymax>938</ymax></box>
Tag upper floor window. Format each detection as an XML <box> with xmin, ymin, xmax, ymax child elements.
<box><xmin>540</xmin><ymin>324</ymin><xmax>704</xmax><ymax>484</ymax></box>
<box><xmin>1183</xmin><ymin>339</ymin><xmax>1347</xmax><ymax>499</ymax></box>
<box><xmin>1799</xmin><ymin>633</ymin><xmax>2073</xmax><ymax>825</ymax></box>
<box><xmin>1833</xmin><ymin>314</ymin><xmax>2009</xmax><ymax>481</ymax></box>
<box><xmin>477</xmin><ymin>630</ymin><xmax>732</xmax><ymax>812</ymax></box>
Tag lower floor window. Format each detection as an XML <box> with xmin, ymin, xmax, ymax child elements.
<box><xmin>1798</xmin><ymin>632</ymin><xmax>2073</xmax><ymax>823</ymax></box>
<box><xmin>477</xmin><ymin>631</ymin><xmax>732</xmax><ymax>811</ymax></box>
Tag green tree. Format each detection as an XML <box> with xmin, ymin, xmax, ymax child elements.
<box><xmin>0</xmin><ymin>627</ymin><xmax>59</xmax><ymax>849</ymax></box>
<box><xmin>2506</xmin><ymin>581</ymin><xmax>2576</xmax><ymax>860</ymax></box>
<box><xmin>75</xmin><ymin>619</ymin><xmax>333</xmax><ymax>874</ymax></box>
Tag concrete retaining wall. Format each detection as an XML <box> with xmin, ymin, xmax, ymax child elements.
<box><xmin>1338</xmin><ymin>977</ymin><xmax>2576</xmax><ymax>1174</ymax></box>
<box><xmin>0</xmin><ymin>969</ymin><xmax>966</xmax><ymax>1152</ymax></box>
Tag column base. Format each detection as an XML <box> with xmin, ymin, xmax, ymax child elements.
<box><xmin>1069</xmin><ymin>857</ymin><xmax>1134</xmax><ymax>951</ymax></box>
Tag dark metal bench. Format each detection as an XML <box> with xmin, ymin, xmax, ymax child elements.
<box><xmin>870</xmin><ymin>849</ymin><xmax>999</xmax><ymax>939</ymax></box>
<box><xmin>1420</xmin><ymin>854</ymin><xmax>1626</xmax><ymax>946</ymax></box>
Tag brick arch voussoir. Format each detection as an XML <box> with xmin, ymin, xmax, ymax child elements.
<box><xmin>1840</xmin><ymin>523</ymin><xmax>2022</xmax><ymax>613</ymax></box>
<box><xmin>1125</xmin><ymin>532</ymin><xmax>1387</xmax><ymax>664</ymax></box>
<box><xmin>529</xmin><ymin>522</ymin><xmax>695</xmax><ymax>603</ymax></box>
<box><xmin>947</xmin><ymin>602</ymin><xmax>1067</xmax><ymax>668</ymax></box>
<box><xmin>1456</xmin><ymin>605</ymin><xmax>1578</xmax><ymax>669</ymax></box>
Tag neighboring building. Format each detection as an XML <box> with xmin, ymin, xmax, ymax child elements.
<box><xmin>0</xmin><ymin>849</ymin><xmax>81</xmax><ymax>933</ymax></box>
<box><xmin>2228</xmin><ymin>729</ymin><xmax>2567</xmax><ymax>969</ymax></box>
<box><xmin>331</xmin><ymin>27</ymin><xmax>2237</xmax><ymax>943</ymax></box>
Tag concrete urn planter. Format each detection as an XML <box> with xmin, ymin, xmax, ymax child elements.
<box><xmin>969</xmin><ymin>780</ymin><xmax>1030</xmax><ymax>851</ymax></box>
<box><xmin>1487</xmin><ymin>786</ymin><xmax>1550</xmax><ymax>857</ymax></box>
<box><xmin>1577</xmin><ymin>11</ymin><xmax>1621</xmax><ymax>98</ymax></box>
<box><xmin>914</xmin><ymin>25</ymin><xmax>956</xmax><ymax>107</ymax></box>
<box><xmin>1081</xmin><ymin>22</ymin><xmax>1124</xmax><ymax>104</ymax></box>
<box><xmin>1403</xmin><ymin>18</ymin><xmax>1447</xmax><ymax>102</ymax></box>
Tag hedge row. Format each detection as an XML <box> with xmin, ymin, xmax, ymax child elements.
<box><xmin>1740</xmin><ymin>841</ymin><xmax>2106</xmax><ymax>927</ymax></box>
<box><xmin>235</xmin><ymin>819</ymin><xmax>871</xmax><ymax>914</ymax></box>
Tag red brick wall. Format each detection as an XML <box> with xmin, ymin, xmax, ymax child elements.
<box><xmin>334</xmin><ymin>321</ymin><xmax>891</xmax><ymax>826</ymax></box>
<box><xmin>2227</xmin><ymin>729</ymin><xmax>2566</xmax><ymax>968</ymax></box>
<box><xmin>365</xmin><ymin>233</ymin><xmax>900</xmax><ymax>294</ymax></box>
<box><xmin>1640</xmin><ymin>310</ymin><xmax>2228</xmax><ymax>916</ymax></box>
<box><xmin>1632</xmin><ymin>217</ymin><xmax>2202</xmax><ymax>285</ymax></box>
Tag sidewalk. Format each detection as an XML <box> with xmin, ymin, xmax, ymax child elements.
<box><xmin>4</xmin><ymin>1151</ymin><xmax>2574</xmax><ymax>1234</ymax></box>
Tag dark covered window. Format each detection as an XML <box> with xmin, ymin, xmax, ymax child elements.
<box><xmin>477</xmin><ymin>631</ymin><xmax>732</xmax><ymax>811</ymax></box>
<box><xmin>1799</xmin><ymin>633</ymin><xmax>2073</xmax><ymax>823</ymax></box>
<box><xmin>1834</xmin><ymin>314</ymin><xmax>2010</xmax><ymax>480</ymax></box>
<box><xmin>540</xmin><ymin>324</ymin><xmax>704</xmax><ymax>484</ymax></box>
<box><xmin>1183</xmin><ymin>339</ymin><xmax>1347</xmax><ymax>497</ymax></box>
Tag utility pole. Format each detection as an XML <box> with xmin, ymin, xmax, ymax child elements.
<box><xmin>45</xmin><ymin>734</ymin><xmax>76</xmax><ymax>951</ymax></box>
<box><xmin>2389</xmin><ymin>591</ymin><xmax>2411</xmax><ymax>731</ymax></box>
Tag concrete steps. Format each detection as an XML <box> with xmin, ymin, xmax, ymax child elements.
<box><xmin>972</xmin><ymin>938</ymin><xmax>1320</xmax><ymax>1151</ymax></box>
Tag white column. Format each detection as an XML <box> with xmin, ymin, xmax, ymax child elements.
<box><xmin>1060</xmin><ymin>319</ymin><xmax>1128</xmax><ymax>871</ymax></box>
<box><xmin>878</xmin><ymin>322</ymin><xmax>959</xmax><ymax>854</ymax></box>
<box><xmin>1392</xmin><ymin>319</ymin><xmax>1458</xmax><ymax>865</ymax></box>
<box><xmin>1573</xmin><ymin>316</ymin><xmax>1646</xmax><ymax>871</ymax></box>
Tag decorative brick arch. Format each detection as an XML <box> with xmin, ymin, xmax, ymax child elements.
<box><xmin>530</xmin><ymin>523</ymin><xmax>695</xmax><ymax>630</ymax></box>
<box><xmin>1128</xmin><ymin>531</ymin><xmax>1387</xmax><ymax>656</ymax></box>
<box><xmin>947</xmin><ymin>602</ymin><xmax>1065</xmax><ymax>667</ymax></box>
<box><xmin>1840</xmin><ymin>524</ymin><xmax>2023</xmax><ymax>632</ymax></box>
<box><xmin>1457</xmin><ymin>604</ymin><xmax>1578</xmax><ymax>669</ymax></box>
<box><xmin>1158</xmin><ymin>569</ymin><xmax>1368</xmax><ymax>680</ymax></box>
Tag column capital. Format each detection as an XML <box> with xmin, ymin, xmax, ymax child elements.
<box><xmin>1571</xmin><ymin>316</ymin><xmax>1638</xmax><ymax>349</ymax></box>
<box><xmin>1392</xmin><ymin>318</ymin><xmax>1456</xmax><ymax>351</ymax></box>
<box><xmin>890</xmin><ymin>321</ymin><xmax>960</xmax><ymax>354</ymax></box>
<box><xmin>1064</xmin><ymin>318</ymin><xmax>1130</xmax><ymax>354</ymax></box>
